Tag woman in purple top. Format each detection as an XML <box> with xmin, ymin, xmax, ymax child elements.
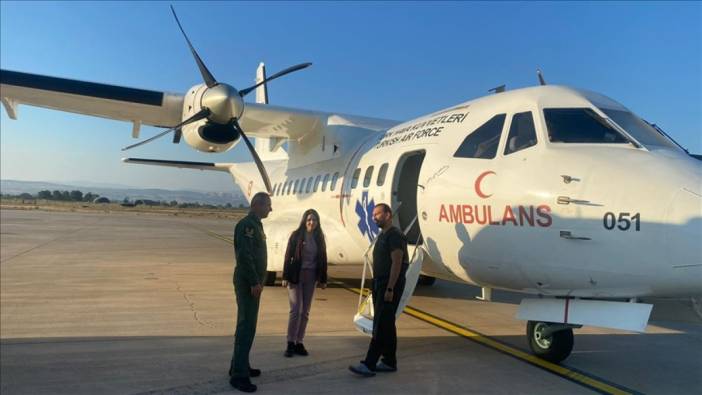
<box><xmin>282</xmin><ymin>209</ymin><xmax>328</xmax><ymax>357</ymax></box>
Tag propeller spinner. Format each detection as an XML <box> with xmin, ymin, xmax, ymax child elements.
<box><xmin>122</xmin><ymin>6</ymin><xmax>312</xmax><ymax>195</ymax></box>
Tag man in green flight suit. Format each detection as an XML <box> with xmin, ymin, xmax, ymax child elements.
<box><xmin>229</xmin><ymin>192</ymin><xmax>272</xmax><ymax>393</ymax></box>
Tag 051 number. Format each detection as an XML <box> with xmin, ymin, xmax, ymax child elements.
<box><xmin>603</xmin><ymin>212</ymin><xmax>640</xmax><ymax>231</ymax></box>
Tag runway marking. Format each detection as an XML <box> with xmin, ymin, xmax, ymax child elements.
<box><xmin>200</xmin><ymin>229</ymin><xmax>640</xmax><ymax>395</ymax></box>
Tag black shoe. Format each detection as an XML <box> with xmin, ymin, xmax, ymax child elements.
<box><xmin>294</xmin><ymin>342</ymin><xmax>308</xmax><ymax>356</ymax></box>
<box><xmin>230</xmin><ymin>377</ymin><xmax>257</xmax><ymax>392</ymax></box>
<box><xmin>229</xmin><ymin>367</ymin><xmax>260</xmax><ymax>378</ymax></box>
<box><xmin>284</xmin><ymin>342</ymin><xmax>295</xmax><ymax>358</ymax></box>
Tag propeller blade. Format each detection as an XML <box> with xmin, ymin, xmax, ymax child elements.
<box><xmin>170</xmin><ymin>5</ymin><xmax>218</xmax><ymax>88</ymax></box>
<box><xmin>122</xmin><ymin>108</ymin><xmax>210</xmax><ymax>151</ymax></box>
<box><xmin>122</xmin><ymin>128</ymin><xmax>176</xmax><ymax>151</ymax></box>
<box><xmin>239</xmin><ymin>62</ymin><xmax>312</xmax><ymax>97</ymax></box>
<box><xmin>172</xmin><ymin>129</ymin><xmax>182</xmax><ymax>144</ymax></box>
<box><xmin>233</xmin><ymin>119</ymin><xmax>272</xmax><ymax>194</ymax></box>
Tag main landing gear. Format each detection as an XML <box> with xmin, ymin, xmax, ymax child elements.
<box><xmin>265</xmin><ymin>271</ymin><xmax>277</xmax><ymax>286</ymax></box>
<box><xmin>526</xmin><ymin>321</ymin><xmax>575</xmax><ymax>363</ymax></box>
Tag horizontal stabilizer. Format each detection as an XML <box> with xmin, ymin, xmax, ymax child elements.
<box><xmin>122</xmin><ymin>158</ymin><xmax>232</xmax><ymax>172</ymax></box>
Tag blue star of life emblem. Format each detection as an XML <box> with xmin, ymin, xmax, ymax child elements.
<box><xmin>355</xmin><ymin>191</ymin><xmax>379</xmax><ymax>242</ymax></box>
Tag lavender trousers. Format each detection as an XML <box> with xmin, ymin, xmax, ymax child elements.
<box><xmin>287</xmin><ymin>268</ymin><xmax>317</xmax><ymax>343</ymax></box>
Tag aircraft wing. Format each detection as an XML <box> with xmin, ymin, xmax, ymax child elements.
<box><xmin>0</xmin><ymin>70</ymin><xmax>184</xmax><ymax>132</ymax></box>
<box><xmin>1</xmin><ymin>69</ymin><xmax>398</xmax><ymax>140</ymax></box>
<box><xmin>239</xmin><ymin>102</ymin><xmax>398</xmax><ymax>140</ymax></box>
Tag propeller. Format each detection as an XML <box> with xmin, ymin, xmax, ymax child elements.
<box><xmin>233</xmin><ymin>119</ymin><xmax>272</xmax><ymax>194</ymax></box>
<box><xmin>123</xmin><ymin>6</ymin><xmax>313</xmax><ymax>195</ymax></box>
<box><xmin>170</xmin><ymin>5</ymin><xmax>217</xmax><ymax>88</ymax></box>
<box><xmin>238</xmin><ymin>62</ymin><xmax>312</xmax><ymax>97</ymax></box>
<box><xmin>122</xmin><ymin>108</ymin><xmax>210</xmax><ymax>151</ymax></box>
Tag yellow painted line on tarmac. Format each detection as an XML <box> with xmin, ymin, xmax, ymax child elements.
<box><xmin>200</xmin><ymin>229</ymin><xmax>637</xmax><ymax>395</ymax></box>
<box><xmin>203</xmin><ymin>229</ymin><xmax>233</xmax><ymax>244</ymax></box>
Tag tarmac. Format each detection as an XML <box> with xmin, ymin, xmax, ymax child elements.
<box><xmin>1</xmin><ymin>208</ymin><xmax>700</xmax><ymax>395</ymax></box>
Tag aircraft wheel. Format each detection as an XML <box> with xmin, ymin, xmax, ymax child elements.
<box><xmin>265</xmin><ymin>271</ymin><xmax>277</xmax><ymax>286</ymax></box>
<box><xmin>527</xmin><ymin>321</ymin><xmax>574</xmax><ymax>363</ymax></box>
<box><xmin>417</xmin><ymin>274</ymin><xmax>436</xmax><ymax>286</ymax></box>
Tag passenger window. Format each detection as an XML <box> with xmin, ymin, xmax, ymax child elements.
<box><xmin>544</xmin><ymin>108</ymin><xmax>628</xmax><ymax>144</ymax></box>
<box><xmin>351</xmin><ymin>168</ymin><xmax>361</xmax><ymax>189</ymax></box>
<box><xmin>505</xmin><ymin>112</ymin><xmax>537</xmax><ymax>155</ymax></box>
<box><xmin>313</xmin><ymin>175</ymin><xmax>321</xmax><ymax>192</ymax></box>
<box><xmin>377</xmin><ymin>163</ymin><xmax>388</xmax><ymax>186</ymax></box>
<box><xmin>363</xmin><ymin>166</ymin><xmax>374</xmax><ymax>188</ymax></box>
<box><xmin>321</xmin><ymin>173</ymin><xmax>330</xmax><ymax>191</ymax></box>
<box><xmin>454</xmin><ymin>114</ymin><xmax>506</xmax><ymax>159</ymax></box>
<box><xmin>286</xmin><ymin>181</ymin><xmax>292</xmax><ymax>195</ymax></box>
<box><xmin>305</xmin><ymin>177</ymin><xmax>313</xmax><ymax>193</ymax></box>
<box><xmin>331</xmin><ymin>172</ymin><xmax>340</xmax><ymax>191</ymax></box>
<box><xmin>272</xmin><ymin>183</ymin><xmax>278</xmax><ymax>196</ymax></box>
<box><xmin>293</xmin><ymin>179</ymin><xmax>300</xmax><ymax>194</ymax></box>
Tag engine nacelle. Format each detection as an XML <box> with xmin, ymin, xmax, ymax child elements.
<box><xmin>180</xmin><ymin>83</ymin><xmax>240</xmax><ymax>153</ymax></box>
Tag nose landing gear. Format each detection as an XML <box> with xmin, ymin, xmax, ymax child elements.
<box><xmin>527</xmin><ymin>321</ymin><xmax>575</xmax><ymax>363</ymax></box>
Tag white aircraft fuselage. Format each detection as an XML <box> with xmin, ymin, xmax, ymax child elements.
<box><xmin>256</xmin><ymin>85</ymin><xmax>701</xmax><ymax>300</ymax></box>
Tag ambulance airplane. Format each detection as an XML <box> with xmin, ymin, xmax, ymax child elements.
<box><xmin>1</xmin><ymin>7</ymin><xmax>700</xmax><ymax>363</ymax></box>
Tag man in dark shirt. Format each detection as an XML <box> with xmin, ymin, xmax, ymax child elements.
<box><xmin>350</xmin><ymin>203</ymin><xmax>409</xmax><ymax>377</ymax></box>
<box><xmin>229</xmin><ymin>192</ymin><xmax>272</xmax><ymax>393</ymax></box>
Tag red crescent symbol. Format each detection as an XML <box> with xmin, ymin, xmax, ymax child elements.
<box><xmin>475</xmin><ymin>171</ymin><xmax>496</xmax><ymax>199</ymax></box>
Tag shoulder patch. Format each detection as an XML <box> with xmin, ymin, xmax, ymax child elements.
<box><xmin>244</xmin><ymin>227</ymin><xmax>255</xmax><ymax>238</ymax></box>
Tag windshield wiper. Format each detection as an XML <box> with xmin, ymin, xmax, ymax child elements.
<box><xmin>587</xmin><ymin>109</ymin><xmax>640</xmax><ymax>148</ymax></box>
<box><xmin>643</xmin><ymin>119</ymin><xmax>689</xmax><ymax>154</ymax></box>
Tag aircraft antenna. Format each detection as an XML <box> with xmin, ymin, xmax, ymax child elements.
<box><xmin>488</xmin><ymin>84</ymin><xmax>506</xmax><ymax>94</ymax></box>
<box><xmin>537</xmin><ymin>69</ymin><xmax>547</xmax><ymax>85</ymax></box>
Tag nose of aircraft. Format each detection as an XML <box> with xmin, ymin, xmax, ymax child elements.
<box><xmin>665</xmin><ymin>186</ymin><xmax>702</xmax><ymax>294</ymax></box>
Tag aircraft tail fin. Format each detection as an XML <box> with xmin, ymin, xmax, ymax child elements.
<box><xmin>254</xmin><ymin>62</ymin><xmax>288</xmax><ymax>161</ymax></box>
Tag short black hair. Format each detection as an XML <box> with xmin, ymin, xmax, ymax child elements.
<box><xmin>250</xmin><ymin>192</ymin><xmax>270</xmax><ymax>207</ymax></box>
<box><xmin>375</xmin><ymin>203</ymin><xmax>392</xmax><ymax>214</ymax></box>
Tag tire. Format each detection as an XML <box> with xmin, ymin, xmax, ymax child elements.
<box><xmin>526</xmin><ymin>321</ymin><xmax>574</xmax><ymax>363</ymax></box>
<box><xmin>265</xmin><ymin>271</ymin><xmax>277</xmax><ymax>286</ymax></box>
<box><xmin>417</xmin><ymin>274</ymin><xmax>436</xmax><ymax>286</ymax></box>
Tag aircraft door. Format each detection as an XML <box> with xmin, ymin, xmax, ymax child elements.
<box><xmin>391</xmin><ymin>151</ymin><xmax>425</xmax><ymax>245</ymax></box>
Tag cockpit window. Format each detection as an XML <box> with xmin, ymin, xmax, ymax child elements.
<box><xmin>454</xmin><ymin>114</ymin><xmax>506</xmax><ymax>159</ymax></box>
<box><xmin>599</xmin><ymin>108</ymin><xmax>678</xmax><ymax>150</ymax></box>
<box><xmin>504</xmin><ymin>112</ymin><xmax>537</xmax><ymax>155</ymax></box>
<box><xmin>544</xmin><ymin>108</ymin><xmax>628</xmax><ymax>144</ymax></box>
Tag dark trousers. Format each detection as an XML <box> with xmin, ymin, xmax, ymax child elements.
<box><xmin>230</xmin><ymin>283</ymin><xmax>261</xmax><ymax>378</ymax></box>
<box><xmin>363</xmin><ymin>278</ymin><xmax>405</xmax><ymax>369</ymax></box>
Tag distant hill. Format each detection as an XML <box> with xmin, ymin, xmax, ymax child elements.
<box><xmin>1</xmin><ymin>179</ymin><xmax>248</xmax><ymax>206</ymax></box>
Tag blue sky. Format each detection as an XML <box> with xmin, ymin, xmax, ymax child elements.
<box><xmin>1</xmin><ymin>1</ymin><xmax>700</xmax><ymax>192</ymax></box>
